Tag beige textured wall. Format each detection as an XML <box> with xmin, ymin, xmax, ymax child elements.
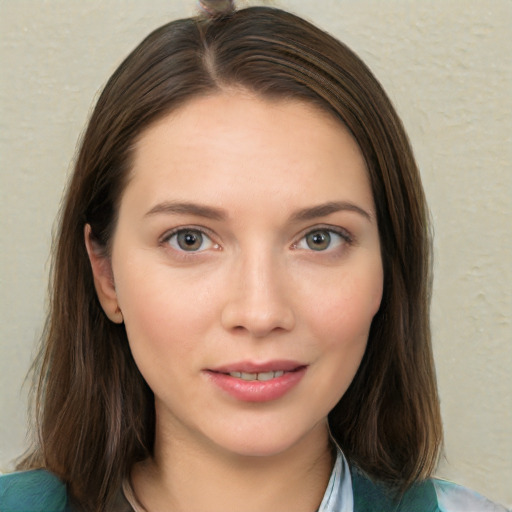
<box><xmin>1</xmin><ymin>0</ymin><xmax>510</xmax><ymax>506</ymax></box>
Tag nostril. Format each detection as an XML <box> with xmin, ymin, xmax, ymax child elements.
<box><xmin>220</xmin><ymin>282</ymin><xmax>296</xmax><ymax>336</ymax></box>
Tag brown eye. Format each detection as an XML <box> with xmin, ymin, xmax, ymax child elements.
<box><xmin>163</xmin><ymin>227</ymin><xmax>218</xmax><ymax>255</ymax></box>
<box><xmin>305</xmin><ymin>230</ymin><xmax>331</xmax><ymax>251</ymax></box>
<box><xmin>294</xmin><ymin>228</ymin><xmax>351</xmax><ymax>253</ymax></box>
<box><xmin>176</xmin><ymin>230</ymin><xmax>203</xmax><ymax>251</ymax></box>
<box><xmin>165</xmin><ymin>229</ymin><xmax>215</xmax><ymax>252</ymax></box>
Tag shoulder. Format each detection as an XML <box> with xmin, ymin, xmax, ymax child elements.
<box><xmin>0</xmin><ymin>469</ymin><xmax>70</xmax><ymax>512</ymax></box>
<box><xmin>431</xmin><ymin>478</ymin><xmax>510</xmax><ymax>512</ymax></box>
<box><xmin>350</xmin><ymin>466</ymin><xmax>510</xmax><ymax>512</ymax></box>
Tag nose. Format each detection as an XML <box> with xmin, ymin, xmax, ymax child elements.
<box><xmin>220</xmin><ymin>252</ymin><xmax>296</xmax><ymax>338</ymax></box>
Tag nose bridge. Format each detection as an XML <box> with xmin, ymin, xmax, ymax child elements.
<box><xmin>221</xmin><ymin>245</ymin><xmax>295</xmax><ymax>337</ymax></box>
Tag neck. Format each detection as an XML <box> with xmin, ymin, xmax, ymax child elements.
<box><xmin>131</xmin><ymin>420</ymin><xmax>334</xmax><ymax>512</ymax></box>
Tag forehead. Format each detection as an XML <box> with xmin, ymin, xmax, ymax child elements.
<box><xmin>125</xmin><ymin>91</ymin><xmax>374</xmax><ymax>214</ymax></box>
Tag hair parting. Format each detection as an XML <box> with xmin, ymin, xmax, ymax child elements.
<box><xmin>198</xmin><ymin>0</ymin><xmax>235</xmax><ymax>18</ymax></box>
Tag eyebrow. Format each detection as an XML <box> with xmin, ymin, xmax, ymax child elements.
<box><xmin>144</xmin><ymin>200</ymin><xmax>372</xmax><ymax>222</ymax></box>
<box><xmin>145</xmin><ymin>201</ymin><xmax>226</xmax><ymax>220</ymax></box>
<box><xmin>290</xmin><ymin>201</ymin><xmax>372</xmax><ymax>222</ymax></box>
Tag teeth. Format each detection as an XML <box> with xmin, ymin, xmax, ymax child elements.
<box><xmin>257</xmin><ymin>371</ymin><xmax>275</xmax><ymax>381</ymax></box>
<box><xmin>228</xmin><ymin>370</ymin><xmax>286</xmax><ymax>381</ymax></box>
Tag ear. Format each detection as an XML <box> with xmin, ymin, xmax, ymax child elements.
<box><xmin>84</xmin><ymin>224</ymin><xmax>124</xmax><ymax>324</ymax></box>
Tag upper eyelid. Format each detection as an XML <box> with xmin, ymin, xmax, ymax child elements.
<box><xmin>159</xmin><ymin>225</ymin><xmax>217</xmax><ymax>244</ymax></box>
<box><xmin>295</xmin><ymin>224</ymin><xmax>353</xmax><ymax>242</ymax></box>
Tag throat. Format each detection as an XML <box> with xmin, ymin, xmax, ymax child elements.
<box><xmin>130</xmin><ymin>435</ymin><xmax>334</xmax><ymax>512</ymax></box>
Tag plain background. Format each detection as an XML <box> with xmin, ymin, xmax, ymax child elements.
<box><xmin>0</xmin><ymin>0</ymin><xmax>510</xmax><ymax>507</ymax></box>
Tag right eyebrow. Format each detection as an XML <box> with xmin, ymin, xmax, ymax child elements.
<box><xmin>290</xmin><ymin>201</ymin><xmax>373</xmax><ymax>223</ymax></box>
<box><xmin>144</xmin><ymin>201</ymin><xmax>226</xmax><ymax>221</ymax></box>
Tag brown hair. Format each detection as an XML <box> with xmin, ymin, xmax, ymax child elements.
<box><xmin>20</xmin><ymin>4</ymin><xmax>442</xmax><ymax>510</ymax></box>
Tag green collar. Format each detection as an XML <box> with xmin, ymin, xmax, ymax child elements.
<box><xmin>350</xmin><ymin>465</ymin><xmax>439</xmax><ymax>512</ymax></box>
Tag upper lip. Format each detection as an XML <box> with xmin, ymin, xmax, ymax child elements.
<box><xmin>208</xmin><ymin>360</ymin><xmax>306</xmax><ymax>374</ymax></box>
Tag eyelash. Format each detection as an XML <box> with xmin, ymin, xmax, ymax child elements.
<box><xmin>159</xmin><ymin>226</ymin><xmax>219</xmax><ymax>255</ymax></box>
<box><xmin>159</xmin><ymin>225</ymin><xmax>354</xmax><ymax>256</ymax></box>
<box><xmin>292</xmin><ymin>226</ymin><xmax>354</xmax><ymax>253</ymax></box>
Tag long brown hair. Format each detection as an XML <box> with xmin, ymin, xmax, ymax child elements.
<box><xmin>20</xmin><ymin>4</ymin><xmax>442</xmax><ymax>510</ymax></box>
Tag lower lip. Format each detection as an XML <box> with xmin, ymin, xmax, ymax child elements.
<box><xmin>205</xmin><ymin>367</ymin><xmax>307</xmax><ymax>402</ymax></box>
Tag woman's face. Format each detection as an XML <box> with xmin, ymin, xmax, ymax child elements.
<box><xmin>100</xmin><ymin>92</ymin><xmax>383</xmax><ymax>458</ymax></box>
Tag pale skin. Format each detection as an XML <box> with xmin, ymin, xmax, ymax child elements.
<box><xmin>86</xmin><ymin>91</ymin><xmax>384</xmax><ymax>512</ymax></box>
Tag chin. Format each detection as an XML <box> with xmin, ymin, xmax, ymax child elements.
<box><xmin>207</xmin><ymin>421</ymin><xmax>327</xmax><ymax>460</ymax></box>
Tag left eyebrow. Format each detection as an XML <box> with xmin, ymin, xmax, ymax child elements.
<box><xmin>290</xmin><ymin>201</ymin><xmax>373</xmax><ymax>222</ymax></box>
<box><xmin>144</xmin><ymin>201</ymin><xmax>226</xmax><ymax>221</ymax></box>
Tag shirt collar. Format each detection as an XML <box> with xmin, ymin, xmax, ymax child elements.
<box><xmin>317</xmin><ymin>443</ymin><xmax>354</xmax><ymax>512</ymax></box>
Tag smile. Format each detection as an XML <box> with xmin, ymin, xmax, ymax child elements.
<box><xmin>227</xmin><ymin>370</ymin><xmax>285</xmax><ymax>381</ymax></box>
<box><xmin>205</xmin><ymin>362</ymin><xmax>307</xmax><ymax>402</ymax></box>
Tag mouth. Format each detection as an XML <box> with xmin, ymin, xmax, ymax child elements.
<box><xmin>207</xmin><ymin>360</ymin><xmax>306</xmax><ymax>379</ymax></box>
<box><xmin>225</xmin><ymin>370</ymin><xmax>287</xmax><ymax>381</ymax></box>
<box><xmin>205</xmin><ymin>361</ymin><xmax>307</xmax><ymax>402</ymax></box>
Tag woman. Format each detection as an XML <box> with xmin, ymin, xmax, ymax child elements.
<box><xmin>0</xmin><ymin>1</ymin><xmax>507</xmax><ymax>511</ymax></box>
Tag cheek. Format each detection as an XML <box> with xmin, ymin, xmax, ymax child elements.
<box><xmin>119</xmin><ymin>284</ymin><xmax>203</xmax><ymax>397</ymax></box>
<box><xmin>306</xmin><ymin>273</ymin><xmax>383</xmax><ymax>407</ymax></box>
<box><xmin>308</xmin><ymin>267</ymin><xmax>383</xmax><ymax>345</ymax></box>
<box><xmin>115</xmin><ymin>268</ymin><xmax>205</xmax><ymax>361</ymax></box>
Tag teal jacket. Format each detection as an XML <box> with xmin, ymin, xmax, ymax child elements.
<box><xmin>0</xmin><ymin>470</ymin><xmax>70</xmax><ymax>512</ymax></box>
<box><xmin>0</xmin><ymin>466</ymin><xmax>440</xmax><ymax>512</ymax></box>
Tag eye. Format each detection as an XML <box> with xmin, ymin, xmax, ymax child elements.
<box><xmin>294</xmin><ymin>228</ymin><xmax>350</xmax><ymax>252</ymax></box>
<box><xmin>165</xmin><ymin>228</ymin><xmax>216</xmax><ymax>252</ymax></box>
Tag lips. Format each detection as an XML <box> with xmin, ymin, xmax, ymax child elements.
<box><xmin>209</xmin><ymin>360</ymin><xmax>304</xmax><ymax>374</ymax></box>
<box><xmin>204</xmin><ymin>361</ymin><xmax>307</xmax><ymax>402</ymax></box>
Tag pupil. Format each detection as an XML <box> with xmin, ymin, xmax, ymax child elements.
<box><xmin>307</xmin><ymin>231</ymin><xmax>330</xmax><ymax>251</ymax></box>
<box><xmin>178</xmin><ymin>231</ymin><xmax>202</xmax><ymax>251</ymax></box>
